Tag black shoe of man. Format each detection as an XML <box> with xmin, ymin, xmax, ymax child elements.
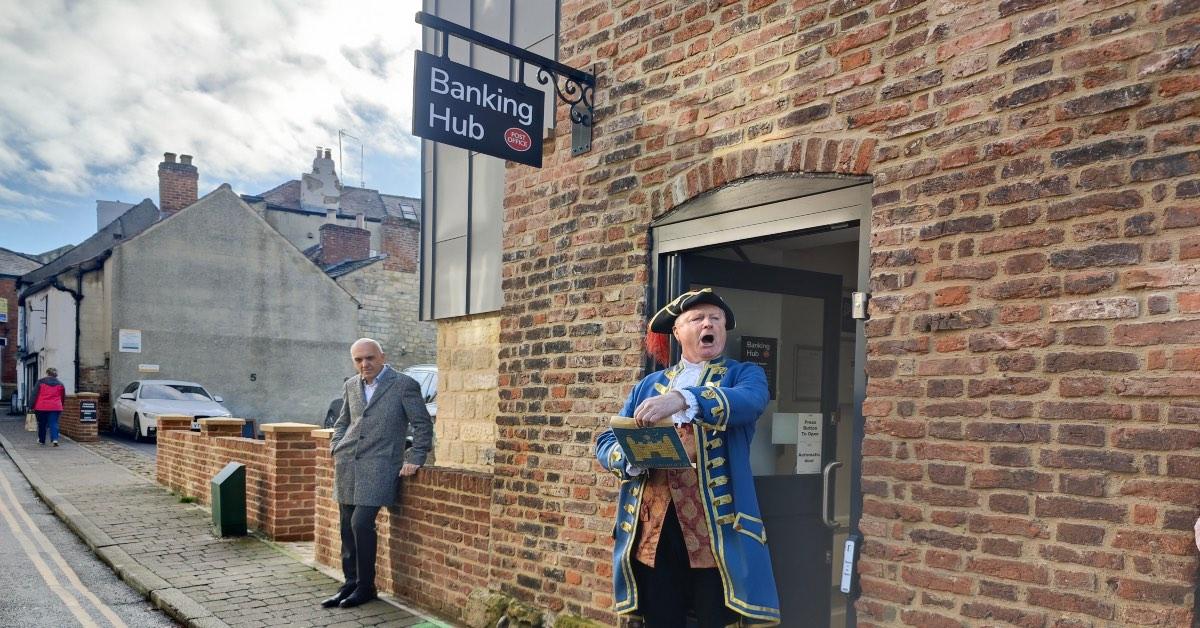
<box><xmin>338</xmin><ymin>588</ymin><xmax>378</xmax><ymax>608</ymax></box>
<box><xmin>320</xmin><ymin>586</ymin><xmax>353</xmax><ymax>608</ymax></box>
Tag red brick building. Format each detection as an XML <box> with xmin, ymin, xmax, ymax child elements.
<box><xmin>0</xmin><ymin>247</ymin><xmax>41</xmax><ymax>406</ymax></box>
<box><xmin>412</xmin><ymin>1</ymin><xmax>1200</xmax><ymax>626</ymax></box>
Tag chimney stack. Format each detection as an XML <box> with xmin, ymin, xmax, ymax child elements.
<box><xmin>318</xmin><ymin>223</ymin><xmax>371</xmax><ymax>267</ymax></box>
<box><xmin>381</xmin><ymin>215</ymin><xmax>419</xmax><ymax>273</ymax></box>
<box><xmin>158</xmin><ymin>151</ymin><xmax>198</xmax><ymax>217</ymax></box>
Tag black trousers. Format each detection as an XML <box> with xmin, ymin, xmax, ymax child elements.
<box><xmin>632</xmin><ymin>504</ymin><xmax>739</xmax><ymax>628</ymax></box>
<box><xmin>338</xmin><ymin>503</ymin><xmax>381</xmax><ymax>593</ymax></box>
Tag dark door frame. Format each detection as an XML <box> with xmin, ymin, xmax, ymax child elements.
<box><xmin>657</xmin><ymin>251</ymin><xmax>845</xmax><ymax>627</ymax></box>
<box><xmin>649</xmin><ymin>181</ymin><xmax>873</xmax><ymax>627</ymax></box>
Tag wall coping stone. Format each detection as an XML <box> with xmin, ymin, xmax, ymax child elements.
<box><xmin>261</xmin><ymin>422</ymin><xmax>319</xmax><ymax>433</ymax></box>
<box><xmin>157</xmin><ymin>415</ymin><xmax>192</xmax><ymax>430</ymax></box>
<box><xmin>310</xmin><ymin>428</ymin><xmax>332</xmax><ymax>440</ymax></box>
<box><xmin>69</xmin><ymin>392</ymin><xmax>100</xmax><ymax>398</ymax></box>
<box><xmin>198</xmin><ymin>418</ymin><xmax>246</xmax><ymax>427</ymax></box>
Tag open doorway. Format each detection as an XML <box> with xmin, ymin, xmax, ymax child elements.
<box><xmin>652</xmin><ymin>178</ymin><xmax>870</xmax><ymax>627</ymax></box>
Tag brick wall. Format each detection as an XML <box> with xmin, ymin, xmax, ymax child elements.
<box><xmin>60</xmin><ymin>393</ymin><xmax>104</xmax><ymax>442</ymax></box>
<box><xmin>158</xmin><ymin>153</ymin><xmax>198</xmax><ymax>216</ymax></box>
<box><xmin>335</xmin><ymin>261</ymin><xmax>437</xmax><ymax>369</ymax></box>
<box><xmin>435</xmin><ymin>314</ymin><xmax>500</xmax><ymax>470</ymax></box>
<box><xmin>319</xmin><ymin>223</ymin><xmax>371</xmax><ymax>267</ymax></box>
<box><xmin>156</xmin><ymin>418</ymin><xmax>316</xmax><ymax>540</ymax></box>
<box><xmin>0</xmin><ymin>277</ymin><xmax>17</xmax><ymax>402</ymax></box>
<box><xmin>481</xmin><ymin>0</ymin><xmax>1200</xmax><ymax>625</ymax></box>
<box><xmin>311</xmin><ymin>429</ymin><xmax>493</xmax><ymax>623</ymax></box>
<box><xmin>381</xmin><ymin>215</ymin><xmax>419</xmax><ymax>273</ymax></box>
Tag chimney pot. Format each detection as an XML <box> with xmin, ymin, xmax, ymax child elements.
<box><xmin>180</xmin><ymin>154</ymin><xmax>193</xmax><ymax>165</ymax></box>
<box><xmin>324</xmin><ymin>148</ymin><xmax>332</xmax><ymax>159</ymax></box>
<box><xmin>163</xmin><ymin>152</ymin><xmax>176</xmax><ymax>163</ymax></box>
<box><xmin>316</xmin><ymin>147</ymin><xmax>323</xmax><ymax>158</ymax></box>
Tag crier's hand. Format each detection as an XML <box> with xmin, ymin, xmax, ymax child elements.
<box><xmin>633</xmin><ymin>391</ymin><xmax>687</xmax><ymax>427</ymax></box>
<box><xmin>400</xmin><ymin>463</ymin><xmax>421</xmax><ymax>477</ymax></box>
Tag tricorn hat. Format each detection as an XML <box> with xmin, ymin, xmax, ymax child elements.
<box><xmin>648</xmin><ymin>287</ymin><xmax>736</xmax><ymax>333</ymax></box>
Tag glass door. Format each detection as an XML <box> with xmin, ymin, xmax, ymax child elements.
<box><xmin>668</xmin><ymin>253</ymin><xmax>843</xmax><ymax>628</ymax></box>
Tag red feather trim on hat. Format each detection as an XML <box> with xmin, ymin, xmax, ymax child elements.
<box><xmin>645</xmin><ymin>331</ymin><xmax>671</xmax><ymax>367</ymax></box>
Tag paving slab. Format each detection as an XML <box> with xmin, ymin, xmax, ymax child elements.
<box><xmin>0</xmin><ymin>418</ymin><xmax>444</xmax><ymax>628</ymax></box>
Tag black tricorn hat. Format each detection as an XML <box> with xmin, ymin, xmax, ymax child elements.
<box><xmin>648</xmin><ymin>287</ymin><xmax>736</xmax><ymax>333</ymax></box>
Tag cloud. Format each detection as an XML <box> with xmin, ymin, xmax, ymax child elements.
<box><xmin>0</xmin><ymin>0</ymin><xmax>423</xmax><ymax>199</ymax></box>
<box><xmin>0</xmin><ymin>207</ymin><xmax>57</xmax><ymax>223</ymax></box>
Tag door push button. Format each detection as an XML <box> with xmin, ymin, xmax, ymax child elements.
<box><xmin>841</xmin><ymin>533</ymin><xmax>862</xmax><ymax>595</ymax></box>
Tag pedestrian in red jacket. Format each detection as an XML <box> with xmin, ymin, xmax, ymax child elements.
<box><xmin>32</xmin><ymin>367</ymin><xmax>65</xmax><ymax>446</ymax></box>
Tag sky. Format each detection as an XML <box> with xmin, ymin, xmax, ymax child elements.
<box><xmin>0</xmin><ymin>0</ymin><xmax>424</xmax><ymax>255</ymax></box>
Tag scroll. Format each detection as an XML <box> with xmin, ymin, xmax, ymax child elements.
<box><xmin>608</xmin><ymin>416</ymin><xmax>693</xmax><ymax>469</ymax></box>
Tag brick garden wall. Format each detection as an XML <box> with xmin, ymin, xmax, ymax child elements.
<box><xmin>60</xmin><ymin>393</ymin><xmax>104</xmax><ymax>442</ymax></box>
<box><xmin>156</xmin><ymin>418</ymin><xmax>272</xmax><ymax>531</ymax></box>
<box><xmin>483</xmin><ymin>0</ymin><xmax>1200</xmax><ymax>625</ymax></box>
<box><xmin>311</xmin><ymin>429</ymin><xmax>493</xmax><ymax>624</ymax></box>
<box><xmin>156</xmin><ymin>418</ymin><xmax>317</xmax><ymax>541</ymax></box>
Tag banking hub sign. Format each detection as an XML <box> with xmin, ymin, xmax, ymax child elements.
<box><xmin>413</xmin><ymin>50</ymin><xmax>545</xmax><ymax>168</ymax></box>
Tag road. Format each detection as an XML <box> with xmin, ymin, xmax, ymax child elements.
<box><xmin>100</xmin><ymin>425</ymin><xmax>158</xmax><ymax>459</ymax></box>
<box><xmin>0</xmin><ymin>439</ymin><xmax>177</xmax><ymax>627</ymax></box>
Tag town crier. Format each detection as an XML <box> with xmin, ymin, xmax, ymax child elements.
<box><xmin>596</xmin><ymin>288</ymin><xmax>780</xmax><ymax>627</ymax></box>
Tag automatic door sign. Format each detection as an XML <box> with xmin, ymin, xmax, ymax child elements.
<box><xmin>413</xmin><ymin>50</ymin><xmax>544</xmax><ymax>167</ymax></box>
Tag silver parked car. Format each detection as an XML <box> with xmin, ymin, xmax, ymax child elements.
<box><xmin>323</xmin><ymin>364</ymin><xmax>437</xmax><ymax>429</ymax></box>
<box><xmin>114</xmin><ymin>380</ymin><xmax>232</xmax><ymax>441</ymax></box>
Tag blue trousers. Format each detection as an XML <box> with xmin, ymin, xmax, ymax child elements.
<box><xmin>36</xmin><ymin>410</ymin><xmax>61</xmax><ymax>444</ymax></box>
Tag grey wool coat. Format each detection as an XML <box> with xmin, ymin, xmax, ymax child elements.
<box><xmin>330</xmin><ymin>366</ymin><xmax>434</xmax><ymax>506</ymax></box>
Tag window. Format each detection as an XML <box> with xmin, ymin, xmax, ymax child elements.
<box><xmin>421</xmin><ymin>0</ymin><xmax>559</xmax><ymax>319</ymax></box>
<box><xmin>139</xmin><ymin>384</ymin><xmax>213</xmax><ymax>401</ymax></box>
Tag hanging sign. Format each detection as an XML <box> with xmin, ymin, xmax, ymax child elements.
<box><xmin>412</xmin><ymin>50</ymin><xmax>544</xmax><ymax>167</ymax></box>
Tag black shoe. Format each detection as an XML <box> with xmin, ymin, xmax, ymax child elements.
<box><xmin>52</xmin><ymin>441</ymin><xmax>58</xmax><ymax>447</ymax></box>
<box><xmin>320</xmin><ymin>587</ymin><xmax>353</xmax><ymax>608</ymax></box>
<box><xmin>338</xmin><ymin>589</ymin><xmax>377</xmax><ymax>608</ymax></box>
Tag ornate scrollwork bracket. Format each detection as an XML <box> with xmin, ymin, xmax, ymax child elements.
<box><xmin>535</xmin><ymin>67</ymin><xmax>595</xmax><ymax>127</ymax></box>
<box><xmin>416</xmin><ymin>11</ymin><xmax>597</xmax><ymax>155</ymax></box>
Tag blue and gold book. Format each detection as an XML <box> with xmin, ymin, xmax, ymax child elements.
<box><xmin>609</xmin><ymin>416</ymin><xmax>693</xmax><ymax>469</ymax></box>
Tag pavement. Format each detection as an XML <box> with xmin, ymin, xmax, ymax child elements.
<box><xmin>0</xmin><ymin>416</ymin><xmax>450</xmax><ymax>628</ymax></box>
<box><xmin>0</xmin><ymin>438</ymin><xmax>177</xmax><ymax>627</ymax></box>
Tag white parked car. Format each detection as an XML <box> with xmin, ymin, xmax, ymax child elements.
<box><xmin>113</xmin><ymin>380</ymin><xmax>232</xmax><ymax>441</ymax></box>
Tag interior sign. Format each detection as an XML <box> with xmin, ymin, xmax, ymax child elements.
<box><xmin>413</xmin><ymin>50</ymin><xmax>543</xmax><ymax>167</ymax></box>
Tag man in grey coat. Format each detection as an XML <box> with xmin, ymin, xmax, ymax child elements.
<box><xmin>321</xmin><ymin>338</ymin><xmax>434</xmax><ymax>609</ymax></box>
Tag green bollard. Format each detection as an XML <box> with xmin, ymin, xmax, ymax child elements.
<box><xmin>211</xmin><ymin>462</ymin><xmax>247</xmax><ymax>537</ymax></box>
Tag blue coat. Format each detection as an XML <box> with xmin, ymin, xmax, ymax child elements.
<box><xmin>596</xmin><ymin>357</ymin><xmax>781</xmax><ymax>625</ymax></box>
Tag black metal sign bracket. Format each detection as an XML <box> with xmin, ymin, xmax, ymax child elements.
<box><xmin>415</xmin><ymin>11</ymin><xmax>594</xmax><ymax>156</ymax></box>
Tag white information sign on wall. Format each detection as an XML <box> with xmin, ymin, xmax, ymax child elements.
<box><xmin>137</xmin><ymin>364</ymin><xmax>160</xmax><ymax>373</ymax></box>
<box><xmin>118</xmin><ymin>329</ymin><xmax>142</xmax><ymax>353</ymax></box>
<box><xmin>795</xmin><ymin>413</ymin><xmax>823</xmax><ymax>474</ymax></box>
